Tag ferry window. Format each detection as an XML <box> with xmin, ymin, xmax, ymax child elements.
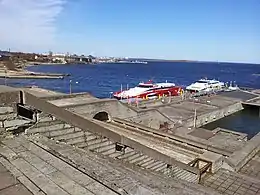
<box><xmin>138</xmin><ymin>85</ymin><xmax>152</xmax><ymax>88</ymax></box>
<box><xmin>197</xmin><ymin>81</ymin><xmax>208</xmax><ymax>83</ymax></box>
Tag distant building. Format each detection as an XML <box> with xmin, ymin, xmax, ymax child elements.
<box><xmin>0</xmin><ymin>51</ymin><xmax>12</xmax><ymax>61</ymax></box>
<box><xmin>66</xmin><ymin>54</ymin><xmax>92</xmax><ymax>64</ymax></box>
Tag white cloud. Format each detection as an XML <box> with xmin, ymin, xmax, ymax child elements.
<box><xmin>0</xmin><ymin>0</ymin><xmax>65</xmax><ymax>51</ymax></box>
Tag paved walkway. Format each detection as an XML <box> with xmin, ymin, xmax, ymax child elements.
<box><xmin>202</xmin><ymin>169</ymin><xmax>260</xmax><ymax>195</ymax></box>
<box><xmin>0</xmin><ymin>162</ymin><xmax>32</xmax><ymax>195</ymax></box>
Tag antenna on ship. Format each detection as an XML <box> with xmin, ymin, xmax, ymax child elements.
<box><xmin>120</xmin><ymin>84</ymin><xmax>123</xmax><ymax>100</ymax></box>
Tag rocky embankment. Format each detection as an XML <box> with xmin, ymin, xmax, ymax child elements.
<box><xmin>0</xmin><ymin>61</ymin><xmax>68</xmax><ymax>79</ymax></box>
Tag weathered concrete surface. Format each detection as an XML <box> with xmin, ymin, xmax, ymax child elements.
<box><xmin>239</xmin><ymin>151</ymin><xmax>260</xmax><ymax>180</ymax></box>
<box><xmin>22</xmin><ymin>87</ymin><xmax>65</xmax><ymax>98</ymax></box>
<box><xmin>225</xmin><ymin>132</ymin><xmax>260</xmax><ymax>172</ymax></box>
<box><xmin>66</xmin><ymin>99</ymin><xmax>137</xmax><ymax>119</ymax></box>
<box><xmin>0</xmin><ymin>135</ymin><xmax>221</xmax><ymax>195</ymax></box>
<box><xmin>208</xmin><ymin>129</ymin><xmax>247</xmax><ymax>153</ymax></box>
<box><xmin>0</xmin><ymin>159</ymin><xmax>33</xmax><ymax>195</ymax></box>
<box><xmin>0</xmin><ymin>85</ymin><xmax>21</xmax><ymax>107</ymax></box>
<box><xmin>48</xmin><ymin>95</ymin><xmax>99</xmax><ymax>107</ymax></box>
<box><xmin>202</xmin><ymin>168</ymin><xmax>260</xmax><ymax>195</ymax></box>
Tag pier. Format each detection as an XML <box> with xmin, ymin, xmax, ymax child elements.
<box><xmin>0</xmin><ymin>85</ymin><xmax>260</xmax><ymax>195</ymax></box>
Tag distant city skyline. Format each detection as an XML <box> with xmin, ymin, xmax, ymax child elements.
<box><xmin>0</xmin><ymin>0</ymin><xmax>259</xmax><ymax>64</ymax></box>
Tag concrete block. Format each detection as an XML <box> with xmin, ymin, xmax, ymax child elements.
<box><xmin>0</xmin><ymin>106</ymin><xmax>14</xmax><ymax>114</ymax></box>
<box><xmin>199</xmin><ymin>151</ymin><xmax>224</xmax><ymax>173</ymax></box>
<box><xmin>47</xmin><ymin>171</ymin><xmax>94</xmax><ymax>195</ymax></box>
<box><xmin>4</xmin><ymin>119</ymin><xmax>31</xmax><ymax>128</ymax></box>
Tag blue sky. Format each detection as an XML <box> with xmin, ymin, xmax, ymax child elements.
<box><xmin>0</xmin><ymin>0</ymin><xmax>259</xmax><ymax>63</ymax></box>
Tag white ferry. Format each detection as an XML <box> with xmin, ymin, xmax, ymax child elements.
<box><xmin>186</xmin><ymin>78</ymin><xmax>225</xmax><ymax>93</ymax></box>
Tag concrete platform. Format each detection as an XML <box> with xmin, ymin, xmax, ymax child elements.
<box><xmin>0</xmin><ymin>86</ymin><xmax>260</xmax><ymax>195</ymax></box>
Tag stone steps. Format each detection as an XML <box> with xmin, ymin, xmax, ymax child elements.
<box><xmin>42</xmin><ymin>127</ymin><xmax>82</xmax><ymax>138</ymax></box>
<box><xmin>33</xmin><ymin>120</ymin><xmax>64</xmax><ymax>128</ymax></box>
<box><xmin>27</xmin><ymin>123</ymin><xmax>72</xmax><ymax>134</ymax></box>
<box><xmin>26</xmin><ymin>115</ymin><xmax>199</xmax><ymax>183</ymax></box>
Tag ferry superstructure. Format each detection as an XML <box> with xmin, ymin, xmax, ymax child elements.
<box><xmin>186</xmin><ymin>79</ymin><xmax>225</xmax><ymax>93</ymax></box>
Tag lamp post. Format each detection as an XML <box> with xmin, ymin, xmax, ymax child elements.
<box><xmin>4</xmin><ymin>66</ymin><xmax>7</xmax><ymax>85</ymax></box>
<box><xmin>69</xmin><ymin>80</ymin><xmax>78</xmax><ymax>94</ymax></box>
<box><xmin>109</xmin><ymin>92</ymin><xmax>113</xmax><ymax>98</ymax></box>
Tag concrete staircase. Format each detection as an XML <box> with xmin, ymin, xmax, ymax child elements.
<box><xmin>26</xmin><ymin>115</ymin><xmax>198</xmax><ymax>183</ymax></box>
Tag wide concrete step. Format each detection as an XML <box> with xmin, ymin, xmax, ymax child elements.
<box><xmin>95</xmin><ymin>144</ymin><xmax>115</xmax><ymax>153</ymax></box>
<box><xmin>34</xmin><ymin>120</ymin><xmax>64</xmax><ymax>128</ymax></box>
<box><xmin>162</xmin><ymin>164</ymin><xmax>198</xmax><ymax>183</ymax></box>
<box><xmin>53</xmin><ymin>131</ymin><xmax>85</xmax><ymax>141</ymax></box>
<box><xmin>37</xmin><ymin>116</ymin><xmax>55</xmax><ymax>122</ymax></box>
<box><xmin>42</xmin><ymin>127</ymin><xmax>82</xmax><ymax>138</ymax></box>
<box><xmin>27</xmin><ymin>123</ymin><xmax>71</xmax><ymax>134</ymax></box>
<box><xmin>101</xmin><ymin>146</ymin><xmax>117</xmax><ymax>155</ymax></box>
<box><xmin>86</xmin><ymin>140</ymin><xmax>113</xmax><ymax>151</ymax></box>
<box><xmin>66</xmin><ymin>136</ymin><xmax>86</xmax><ymax>145</ymax></box>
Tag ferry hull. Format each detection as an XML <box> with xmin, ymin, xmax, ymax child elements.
<box><xmin>113</xmin><ymin>86</ymin><xmax>183</xmax><ymax>100</ymax></box>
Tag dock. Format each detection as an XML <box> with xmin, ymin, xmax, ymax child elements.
<box><xmin>0</xmin><ymin>71</ymin><xmax>68</xmax><ymax>79</ymax></box>
<box><xmin>0</xmin><ymin>85</ymin><xmax>260</xmax><ymax>195</ymax></box>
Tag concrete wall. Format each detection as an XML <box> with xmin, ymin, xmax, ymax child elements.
<box><xmin>67</xmin><ymin>100</ymin><xmax>137</xmax><ymax>119</ymax></box>
<box><xmin>0</xmin><ymin>90</ymin><xmax>21</xmax><ymax>110</ymax></box>
<box><xmin>184</xmin><ymin>102</ymin><xmax>244</xmax><ymax>128</ymax></box>
<box><xmin>126</xmin><ymin>109</ymin><xmax>175</xmax><ymax>129</ymax></box>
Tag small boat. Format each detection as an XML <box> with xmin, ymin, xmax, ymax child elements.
<box><xmin>113</xmin><ymin>80</ymin><xmax>183</xmax><ymax>100</ymax></box>
<box><xmin>186</xmin><ymin>78</ymin><xmax>225</xmax><ymax>93</ymax></box>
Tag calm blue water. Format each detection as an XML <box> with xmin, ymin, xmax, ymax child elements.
<box><xmin>2</xmin><ymin>61</ymin><xmax>260</xmax><ymax>98</ymax></box>
<box><xmin>1</xmin><ymin>61</ymin><xmax>260</xmax><ymax>137</ymax></box>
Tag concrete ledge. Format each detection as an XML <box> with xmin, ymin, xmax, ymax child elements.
<box><xmin>114</xmin><ymin>117</ymin><xmax>232</xmax><ymax>156</ymax></box>
<box><xmin>225</xmin><ymin>132</ymin><xmax>260</xmax><ymax>171</ymax></box>
<box><xmin>40</xmin><ymin>92</ymin><xmax>92</xmax><ymax>101</ymax></box>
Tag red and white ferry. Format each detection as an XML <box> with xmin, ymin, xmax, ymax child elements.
<box><xmin>113</xmin><ymin>80</ymin><xmax>183</xmax><ymax>100</ymax></box>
